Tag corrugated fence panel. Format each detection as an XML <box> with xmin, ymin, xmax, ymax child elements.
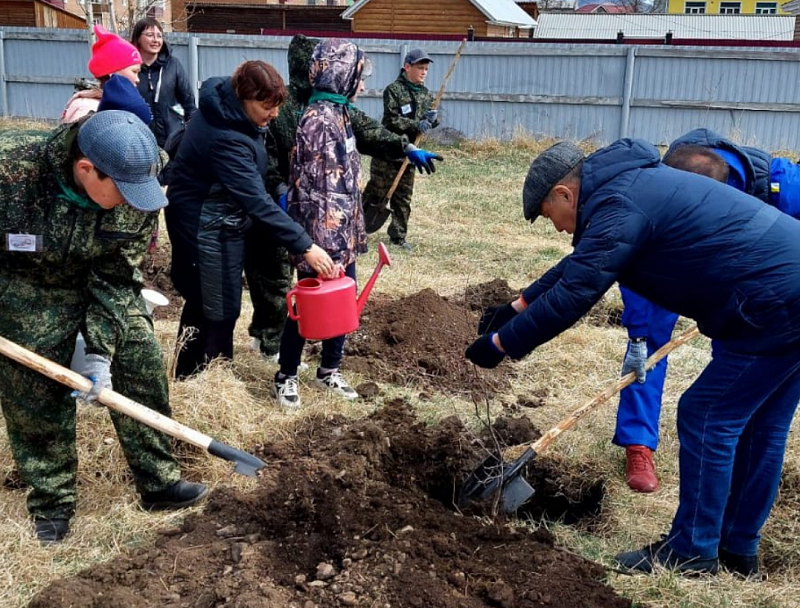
<box><xmin>2</xmin><ymin>28</ymin><xmax>800</xmax><ymax>151</ymax></box>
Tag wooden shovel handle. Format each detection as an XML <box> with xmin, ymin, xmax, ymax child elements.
<box><xmin>382</xmin><ymin>39</ymin><xmax>467</xmax><ymax>203</ymax></box>
<box><xmin>0</xmin><ymin>335</ymin><xmax>213</xmax><ymax>450</ymax></box>
<box><xmin>506</xmin><ymin>325</ymin><xmax>701</xmax><ymax>460</ymax></box>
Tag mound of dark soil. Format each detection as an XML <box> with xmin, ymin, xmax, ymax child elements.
<box><xmin>30</xmin><ymin>400</ymin><xmax>625</xmax><ymax>608</ymax></box>
<box><xmin>346</xmin><ymin>283</ymin><xmax>519</xmax><ymax>393</ymax></box>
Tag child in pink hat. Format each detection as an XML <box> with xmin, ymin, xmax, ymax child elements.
<box><xmin>62</xmin><ymin>25</ymin><xmax>144</xmax><ymax>123</ymax></box>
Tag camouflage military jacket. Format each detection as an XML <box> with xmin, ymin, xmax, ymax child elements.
<box><xmin>382</xmin><ymin>71</ymin><xmax>438</xmax><ymax>139</ymax></box>
<box><xmin>0</xmin><ymin>122</ymin><xmax>156</xmax><ymax>359</ymax></box>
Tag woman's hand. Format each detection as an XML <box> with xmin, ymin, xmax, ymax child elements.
<box><xmin>303</xmin><ymin>245</ymin><xmax>337</xmax><ymax>279</ymax></box>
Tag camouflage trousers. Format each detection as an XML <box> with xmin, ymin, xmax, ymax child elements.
<box><xmin>0</xmin><ymin>286</ymin><xmax>180</xmax><ymax>520</ymax></box>
<box><xmin>244</xmin><ymin>228</ymin><xmax>293</xmax><ymax>357</ymax></box>
<box><xmin>362</xmin><ymin>157</ymin><xmax>416</xmax><ymax>243</ymax></box>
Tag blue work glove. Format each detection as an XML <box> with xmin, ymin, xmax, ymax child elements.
<box><xmin>424</xmin><ymin>109</ymin><xmax>438</xmax><ymax>123</ymax></box>
<box><xmin>478</xmin><ymin>303</ymin><xmax>517</xmax><ymax>335</ymax></box>
<box><xmin>465</xmin><ymin>333</ymin><xmax>506</xmax><ymax>369</ymax></box>
<box><xmin>72</xmin><ymin>354</ymin><xmax>112</xmax><ymax>405</ymax></box>
<box><xmin>622</xmin><ymin>338</ymin><xmax>648</xmax><ymax>384</ymax></box>
<box><xmin>418</xmin><ymin>119</ymin><xmax>432</xmax><ymax>134</ymax></box>
<box><xmin>405</xmin><ymin>144</ymin><xmax>443</xmax><ymax>175</ymax></box>
<box><xmin>277</xmin><ymin>192</ymin><xmax>288</xmax><ymax>211</ymax></box>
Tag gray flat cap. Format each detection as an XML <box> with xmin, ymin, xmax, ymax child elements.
<box><xmin>522</xmin><ymin>141</ymin><xmax>584</xmax><ymax>222</ymax></box>
<box><xmin>404</xmin><ymin>48</ymin><xmax>432</xmax><ymax>65</ymax></box>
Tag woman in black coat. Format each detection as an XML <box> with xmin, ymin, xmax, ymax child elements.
<box><xmin>131</xmin><ymin>18</ymin><xmax>196</xmax><ymax>148</ymax></box>
<box><xmin>165</xmin><ymin>60</ymin><xmax>335</xmax><ymax>379</ymax></box>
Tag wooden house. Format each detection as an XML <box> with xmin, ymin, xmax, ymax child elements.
<box><xmin>341</xmin><ymin>0</ymin><xmax>537</xmax><ymax>38</ymax></box>
<box><xmin>0</xmin><ymin>0</ymin><xmax>84</xmax><ymax>28</ymax></box>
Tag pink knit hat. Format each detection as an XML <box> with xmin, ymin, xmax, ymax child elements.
<box><xmin>87</xmin><ymin>25</ymin><xmax>142</xmax><ymax>78</ymax></box>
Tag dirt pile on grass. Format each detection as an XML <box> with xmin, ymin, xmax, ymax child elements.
<box><xmin>346</xmin><ymin>280</ymin><xmax>519</xmax><ymax>394</ymax></box>
<box><xmin>30</xmin><ymin>399</ymin><xmax>625</xmax><ymax>608</ymax></box>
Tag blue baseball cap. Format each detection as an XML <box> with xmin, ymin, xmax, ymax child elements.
<box><xmin>712</xmin><ymin>147</ymin><xmax>747</xmax><ymax>192</ymax></box>
<box><xmin>404</xmin><ymin>49</ymin><xmax>432</xmax><ymax>65</ymax></box>
<box><xmin>78</xmin><ymin>110</ymin><xmax>166</xmax><ymax>212</ymax></box>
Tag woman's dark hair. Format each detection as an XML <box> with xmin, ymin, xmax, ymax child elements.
<box><xmin>231</xmin><ymin>60</ymin><xmax>287</xmax><ymax>107</ymax></box>
<box><xmin>130</xmin><ymin>18</ymin><xmax>164</xmax><ymax>47</ymax></box>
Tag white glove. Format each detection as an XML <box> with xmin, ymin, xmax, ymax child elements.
<box><xmin>622</xmin><ymin>338</ymin><xmax>648</xmax><ymax>384</ymax></box>
<box><xmin>72</xmin><ymin>354</ymin><xmax>112</xmax><ymax>405</ymax></box>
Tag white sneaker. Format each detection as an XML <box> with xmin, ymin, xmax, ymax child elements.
<box><xmin>269</xmin><ymin>353</ymin><xmax>308</xmax><ymax>372</ymax></box>
<box><xmin>315</xmin><ymin>371</ymin><xmax>359</xmax><ymax>400</ymax></box>
<box><xmin>272</xmin><ymin>374</ymin><xmax>300</xmax><ymax>408</ymax></box>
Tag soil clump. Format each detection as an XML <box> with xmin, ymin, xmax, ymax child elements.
<box><xmin>30</xmin><ymin>399</ymin><xmax>626</xmax><ymax>608</ymax></box>
<box><xmin>346</xmin><ymin>280</ymin><xmax>520</xmax><ymax>394</ymax></box>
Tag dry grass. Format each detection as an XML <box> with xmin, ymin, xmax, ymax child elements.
<box><xmin>1</xmin><ymin>132</ymin><xmax>799</xmax><ymax>607</ymax></box>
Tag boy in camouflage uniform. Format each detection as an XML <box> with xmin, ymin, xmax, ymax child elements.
<box><xmin>247</xmin><ymin>36</ymin><xmax>439</xmax><ymax>360</ymax></box>
<box><xmin>362</xmin><ymin>48</ymin><xmax>439</xmax><ymax>251</ymax></box>
<box><xmin>0</xmin><ymin>111</ymin><xmax>206</xmax><ymax>544</ymax></box>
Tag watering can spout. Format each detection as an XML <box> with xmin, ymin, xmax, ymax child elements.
<box><xmin>357</xmin><ymin>243</ymin><xmax>392</xmax><ymax>315</ymax></box>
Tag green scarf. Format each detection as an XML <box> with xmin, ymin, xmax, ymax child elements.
<box><xmin>56</xmin><ymin>174</ymin><xmax>102</xmax><ymax>211</ymax></box>
<box><xmin>400</xmin><ymin>71</ymin><xmax>423</xmax><ymax>92</ymax></box>
<box><xmin>308</xmin><ymin>90</ymin><xmax>353</xmax><ymax>110</ymax></box>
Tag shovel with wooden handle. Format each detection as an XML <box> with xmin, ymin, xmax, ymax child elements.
<box><xmin>0</xmin><ymin>335</ymin><xmax>266</xmax><ymax>477</ymax></box>
<box><xmin>458</xmin><ymin>325</ymin><xmax>701</xmax><ymax>513</ymax></box>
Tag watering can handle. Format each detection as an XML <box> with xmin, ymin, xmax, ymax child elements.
<box><xmin>317</xmin><ymin>266</ymin><xmax>346</xmax><ymax>280</ymax></box>
<box><xmin>286</xmin><ymin>288</ymin><xmax>300</xmax><ymax>321</ymax></box>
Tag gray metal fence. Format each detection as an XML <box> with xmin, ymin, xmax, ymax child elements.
<box><xmin>3</xmin><ymin>26</ymin><xmax>800</xmax><ymax>150</ymax></box>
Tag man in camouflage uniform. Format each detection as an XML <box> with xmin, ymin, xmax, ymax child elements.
<box><xmin>0</xmin><ymin>111</ymin><xmax>206</xmax><ymax>545</ymax></box>
<box><xmin>247</xmin><ymin>35</ymin><xmax>428</xmax><ymax>359</ymax></box>
<box><xmin>362</xmin><ymin>48</ymin><xmax>439</xmax><ymax>252</ymax></box>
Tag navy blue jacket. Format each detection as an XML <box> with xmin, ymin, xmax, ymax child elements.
<box><xmin>165</xmin><ymin>77</ymin><xmax>312</xmax><ymax>317</ymax></box>
<box><xmin>500</xmin><ymin>138</ymin><xmax>800</xmax><ymax>359</ymax></box>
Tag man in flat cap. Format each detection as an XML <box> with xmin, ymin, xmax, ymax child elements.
<box><xmin>467</xmin><ymin>138</ymin><xmax>800</xmax><ymax>580</ymax></box>
<box><xmin>362</xmin><ymin>47</ymin><xmax>439</xmax><ymax>251</ymax></box>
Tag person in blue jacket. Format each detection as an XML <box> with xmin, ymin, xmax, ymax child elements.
<box><xmin>470</xmin><ymin>139</ymin><xmax>800</xmax><ymax>578</ymax></box>
<box><xmin>612</xmin><ymin>129</ymin><xmax>800</xmax><ymax>495</ymax></box>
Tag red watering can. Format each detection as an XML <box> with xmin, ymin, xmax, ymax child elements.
<box><xmin>287</xmin><ymin>243</ymin><xmax>392</xmax><ymax>340</ymax></box>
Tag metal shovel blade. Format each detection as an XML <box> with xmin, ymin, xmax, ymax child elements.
<box><xmin>364</xmin><ymin>200</ymin><xmax>392</xmax><ymax>234</ymax></box>
<box><xmin>208</xmin><ymin>440</ymin><xmax>266</xmax><ymax>478</ymax></box>
<box><xmin>501</xmin><ymin>475</ymin><xmax>535</xmax><ymax>513</ymax></box>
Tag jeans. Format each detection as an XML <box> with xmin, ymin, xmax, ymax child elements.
<box><xmin>613</xmin><ymin>305</ymin><xmax>679</xmax><ymax>450</ymax></box>
<box><xmin>667</xmin><ymin>342</ymin><xmax>800</xmax><ymax>559</ymax></box>
<box><xmin>278</xmin><ymin>262</ymin><xmax>356</xmax><ymax>377</ymax></box>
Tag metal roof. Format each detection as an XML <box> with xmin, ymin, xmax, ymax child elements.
<box><xmin>533</xmin><ymin>13</ymin><xmax>796</xmax><ymax>40</ymax></box>
<box><xmin>342</xmin><ymin>0</ymin><xmax>536</xmax><ymax>27</ymax></box>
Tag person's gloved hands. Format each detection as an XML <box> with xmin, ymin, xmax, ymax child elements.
<box><xmin>405</xmin><ymin>144</ymin><xmax>443</xmax><ymax>175</ymax></box>
<box><xmin>277</xmin><ymin>192</ymin><xmax>288</xmax><ymax>212</ymax></box>
<box><xmin>465</xmin><ymin>333</ymin><xmax>506</xmax><ymax>369</ymax></box>
<box><xmin>72</xmin><ymin>354</ymin><xmax>112</xmax><ymax>404</ymax></box>
<box><xmin>418</xmin><ymin>119</ymin><xmax>432</xmax><ymax>134</ymax></box>
<box><xmin>622</xmin><ymin>338</ymin><xmax>648</xmax><ymax>383</ymax></box>
<box><xmin>478</xmin><ymin>303</ymin><xmax>517</xmax><ymax>335</ymax></box>
<box><xmin>424</xmin><ymin>109</ymin><xmax>438</xmax><ymax>123</ymax></box>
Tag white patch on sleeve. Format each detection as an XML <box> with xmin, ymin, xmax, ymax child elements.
<box><xmin>7</xmin><ymin>234</ymin><xmax>39</xmax><ymax>252</ymax></box>
<box><xmin>400</xmin><ymin>104</ymin><xmax>412</xmax><ymax>115</ymax></box>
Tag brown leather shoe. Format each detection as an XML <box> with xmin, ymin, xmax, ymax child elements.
<box><xmin>625</xmin><ymin>445</ymin><xmax>659</xmax><ymax>493</ymax></box>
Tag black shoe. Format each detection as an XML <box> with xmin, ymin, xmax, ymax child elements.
<box><xmin>614</xmin><ymin>537</ymin><xmax>719</xmax><ymax>575</ymax></box>
<box><xmin>719</xmin><ymin>548</ymin><xmax>761</xmax><ymax>579</ymax></box>
<box><xmin>391</xmin><ymin>239</ymin><xmax>413</xmax><ymax>252</ymax></box>
<box><xmin>34</xmin><ymin>517</ymin><xmax>70</xmax><ymax>545</ymax></box>
<box><xmin>140</xmin><ymin>480</ymin><xmax>209</xmax><ymax>511</ymax></box>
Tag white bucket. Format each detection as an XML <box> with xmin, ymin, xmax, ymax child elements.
<box><xmin>141</xmin><ymin>288</ymin><xmax>169</xmax><ymax>315</ymax></box>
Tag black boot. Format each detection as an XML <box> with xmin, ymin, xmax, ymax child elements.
<box><xmin>34</xmin><ymin>517</ymin><xmax>70</xmax><ymax>545</ymax></box>
<box><xmin>719</xmin><ymin>548</ymin><xmax>761</xmax><ymax>580</ymax></box>
<box><xmin>614</xmin><ymin>537</ymin><xmax>719</xmax><ymax>575</ymax></box>
<box><xmin>140</xmin><ymin>480</ymin><xmax>208</xmax><ymax>511</ymax></box>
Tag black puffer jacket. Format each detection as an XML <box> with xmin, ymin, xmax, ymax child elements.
<box><xmin>165</xmin><ymin>77</ymin><xmax>312</xmax><ymax>321</ymax></box>
<box><xmin>137</xmin><ymin>41</ymin><xmax>196</xmax><ymax>147</ymax></box>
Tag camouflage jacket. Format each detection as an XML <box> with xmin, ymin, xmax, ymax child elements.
<box><xmin>0</xmin><ymin>122</ymin><xmax>155</xmax><ymax>359</ymax></box>
<box><xmin>287</xmin><ymin>39</ymin><xmax>371</xmax><ymax>272</ymax></box>
<box><xmin>266</xmin><ymin>35</ymin><xmax>409</xmax><ymax>198</ymax></box>
<box><xmin>382</xmin><ymin>71</ymin><xmax>438</xmax><ymax>139</ymax></box>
